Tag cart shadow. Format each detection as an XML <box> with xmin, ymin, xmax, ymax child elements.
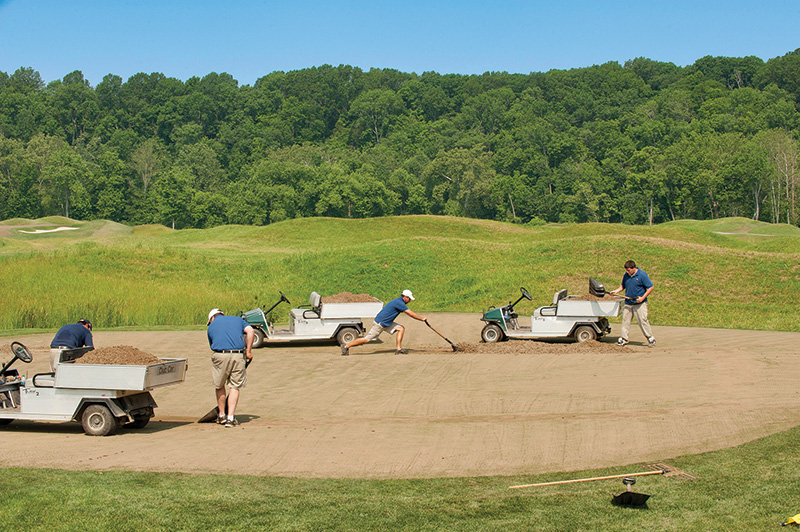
<box><xmin>0</xmin><ymin>419</ymin><xmax>193</xmax><ymax>435</ymax></box>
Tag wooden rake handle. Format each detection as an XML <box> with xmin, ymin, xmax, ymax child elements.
<box><xmin>509</xmin><ymin>469</ymin><xmax>666</xmax><ymax>489</ymax></box>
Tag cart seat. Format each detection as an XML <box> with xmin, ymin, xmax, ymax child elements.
<box><xmin>291</xmin><ymin>292</ymin><xmax>323</xmax><ymax>320</ymax></box>
<box><xmin>553</xmin><ymin>289</ymin><xmax>568</xmax><ymax>305</ymax></box>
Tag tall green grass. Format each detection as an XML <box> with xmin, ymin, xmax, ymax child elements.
<box><xmin>1</xmin><ymin>215</ymin><xmax>799</xmax><ymax>331</ymax></box>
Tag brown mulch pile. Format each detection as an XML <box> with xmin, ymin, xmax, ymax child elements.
<box><xmin>456</xmin><ymin>339</ymin><xmax>623</xmax><ymax>354</ymax></box>
<box><xmin>74</xmin><ymin>346</ymin><xmax>162</xmax><ymax>365</ymax></box>
<box><xmin>321</xmin><ymin>292</ymin><xmax>380</xmax><ymax>303</ymax></box>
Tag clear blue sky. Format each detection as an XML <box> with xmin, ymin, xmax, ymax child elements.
<box><xmin>1</xmin><ymin>0</ymin><xmax>798</xmax><ymax>86</ymax></box>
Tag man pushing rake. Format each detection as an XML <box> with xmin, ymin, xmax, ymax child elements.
<box><xmin>341</xmin><ymin>289</ymin><xmax>460</xmax><ymax>355</ymax></box>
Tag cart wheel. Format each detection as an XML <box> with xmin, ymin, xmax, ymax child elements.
<box><xmin>81</xmin><ymin>404</ymin><xmax>119</xmax><ymax>436</ymax></box>
<box><xmin>481</xmin><ymin>324</ymin><xmax>504</xmax><ymax>343</ymax></box>
<box><xmin>10</xmin><ymin>342</ymin><xmax>33</xmax><ymax>363</ymax></box>
<box><xmin>336</xmin><ymin>327</ymin><xmax>360</xmax><ymax>346</ymax></box>
<box><xmin>574</xmin><ymin>326</ymin><xmax>597</xmax><ymax>343</ymax></box>
<box><xmin>252</xmin><ymin>328</ymin><xmax>265</xmax><ymax>349</ymax></box>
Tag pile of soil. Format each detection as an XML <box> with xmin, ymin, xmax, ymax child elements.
<box><xmin>456</xmin><ymin>339</ymin><xmax>623</xmax><ymax>354</ymax></box>
<box><xmin>322</xmin><ymin>292</ymin><xmax>380</xmax><ymax>303</ymax></box>
<box><xmin>74</xmin><ymin>346</ymin><xmax>162</xmax><ymax>365</ymax></box>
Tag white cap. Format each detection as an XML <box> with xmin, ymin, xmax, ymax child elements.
<box><xmin>207</xmin><ymin>308</ymin><xmax>223</xmax><ymax>325</ymax></box>
<box><xmin>402</xmin><ymin>289</ymin><xmax>415</xmax><ymax>300</ymax></box>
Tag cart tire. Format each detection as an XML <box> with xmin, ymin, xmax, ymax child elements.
<box><xmin>252</xmin><ymin>328</ymin><xmax>266</xmax><ymax>349</ymax></box>
<box><xmin>336</xmin><ymin>327</ymin><xmax>360</xmax><ymax>346</ymax></box>
<box><xmin>81</xmin><ymin>404</ymin><xmax>119</xmax><ymax>436</ymax></box>
<box><xmin>481</xmin><ymin>324</ymin><xmax>504</xmax><ymax>343</ymax></box>
<box><xmin>574</xmin><ymin>326</ymin><xmax>597</xmax><ymax>343</ymax></box>
<box><xmin>0</xmin><ymin>419</ymin><xmax>12</xmax><ymax>426</ymax></box>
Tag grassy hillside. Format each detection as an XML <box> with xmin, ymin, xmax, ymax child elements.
<box><xmin>1</xmin><ymin>215</ymin><xmax>798</xmax><ymax>331</ymax></box>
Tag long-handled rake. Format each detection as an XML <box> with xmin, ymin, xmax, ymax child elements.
<box><xmin>424</xmin><ymin>320</ymin><xmax>460</xmax><ymax>352</ymax></box>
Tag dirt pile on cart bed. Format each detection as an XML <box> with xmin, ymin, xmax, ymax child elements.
<box><xmin>74</xmin><ymin>346</ymin><xmax>162</xmax><ymax>365</ymax></box>
<box><xmin>457</xmin><ymin>339</ymin><xmax>623</xmax><ymax>354</ymax></box>
<box><xmin>321</xmin><ymin>292</ymin><xmax>380</xmax><ymax>303</ymax></box>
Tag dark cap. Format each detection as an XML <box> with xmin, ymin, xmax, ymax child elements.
<box><xmin>78</xmin><ymin>318</ymin><xmax>92</xmax><ymax>330</ymax></box>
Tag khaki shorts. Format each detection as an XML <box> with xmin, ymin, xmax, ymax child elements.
<box><xmin>211</xmin><ymin>351</ymin><xmax>247</xmax><ymax>389</ymax></box>
<box><xmin>363</xmin><ymin>321</ymin><xmax>402</xmax><ymax>341</ymax></box>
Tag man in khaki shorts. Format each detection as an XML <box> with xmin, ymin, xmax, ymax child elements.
<box><xmin>207</xmin><ymin>308</ymin><xmax>254</xmax><ymax>427</ymax></box>
<box><xmin>341</xmin><ymin>289</ymin><xmax>426</xmax><ymax>356</ymax></box>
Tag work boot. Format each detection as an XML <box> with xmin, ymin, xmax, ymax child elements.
<box><xmin>616</xmin><ymin>338</ymin><xmax>628</xmax><ymax>346</ymax></box>
<box><xmin>648</xmin><ymin>337</ymin><xmax>656</xmax><ymax>347</ymax></box>
<box><xmin>224</xmin><ymin>417</ymin><xmax>240</xmax><ymax>428</ymax></box>
<box><xmin>216</xmin><ymin>415</ymin><xmax>226</xmax><ymax>425</ymax></box>
<box><xmin>340</xmin><ymin>344</ymin><xmax>349</xmax><ymax>356</ymax></box>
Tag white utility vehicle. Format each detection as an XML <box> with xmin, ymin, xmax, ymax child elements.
<box><xmin>243</xmin><ymin>291</ymin><xmax>384</xmax><ymax>348</ymax></box>
<box><xmin>0</xmin><ymin>342</ymin><xmax>187</xmax><ymax>436</ymax></box>
<box><xmin>480</xmin><ymin>279</ymin><xmax>622</xmax><ymax>343</ymax></box>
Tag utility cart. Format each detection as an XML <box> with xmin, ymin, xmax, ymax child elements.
<box><xmin>0</xmin><ymin>342</ymin><xmax>187</xmax><ymax>436</ymax></box>
<box><xmin>243</xmin><ymin>291</ymin><xmax>384</xmax><ymax>348</ymax></box>
<box><xmin>480</xmin><ymin>279</ymin><xmax>622</xmax><ymax>343</ymax></box>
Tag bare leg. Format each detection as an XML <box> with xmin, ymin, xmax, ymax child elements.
<box><xmin>226</xmin><ymin>388</ymin><xmax>240</xmax><ymax>418</ymax></box>
<box><xmin>395</xmin><ymin>325</ymin><xmax>406</xmax><ymax>349</ymax></box>
<box><xmin>215</xmin><ymin>387</ymin><xmax>227</xmax><ymax>415</ymax></box>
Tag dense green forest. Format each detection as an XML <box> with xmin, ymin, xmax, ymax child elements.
<box><xmin>1</xmin><ymin>50</ymin><xmax>800</xmax><ymax>228</ymax></box>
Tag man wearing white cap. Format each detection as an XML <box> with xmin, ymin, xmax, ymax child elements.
<box><xmin>341</xmin><ymin>289</ymin><xmax>426</xmax><ymax>356</ymax></box>
<box><xmin>206</xmin><ymin>308</ymin><xmax>255</xmax><ymax>427</ymax></box>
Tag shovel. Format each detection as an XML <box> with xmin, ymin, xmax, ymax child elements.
<box><xmin>198</xmin><ymin>357</ymin><xmax>252</xmax><ymax>423</ymax></box>
<box><xmin>424</xmin><ymin>320</ymin><xmax>459</xmax><ymax>352</ymax></box>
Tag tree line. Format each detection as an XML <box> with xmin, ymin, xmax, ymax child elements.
<box><xmin>1</xmin><ymin>50</ymin><xmax>800</xmax><ymax>228</ymax></box>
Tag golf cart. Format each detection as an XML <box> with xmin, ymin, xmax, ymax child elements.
<box><xmin>242</xmin><ymin>291</ymin><xmax>384</xmax><ymax>348</ymax></box>
<box><xmin>480</xmin><ymin>280</ymin><xmax>621</xmax><ymax>343</ymax></box>
<box><xmin>0</xmin><ymin>342</ymin><xmax>187</xmax><ymax>436</ymax></box>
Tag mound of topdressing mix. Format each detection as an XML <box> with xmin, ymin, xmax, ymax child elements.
<box><xmin>456</xmin><ymin>339</ymin><xmax>623</xmax><ymax>354</ymax></box>
<box><xmin>74</xmin><ymin>346</ymin><xmax>162</xmax><ymax>365</ymax></box>
<box><xmin>321</xmin><ymin>292</ymin><xmax>380</xmax><ymax>304</ymax></box>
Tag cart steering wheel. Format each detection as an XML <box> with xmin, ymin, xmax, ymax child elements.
<box><xmin>520</xmin><ymin>287</ymin><xmax>532</xmax><ymax>301</ymax></box>
<box><xmin>279</xmin><ymin>291</ymin><xmax>291</xmax><ymax>305</ymax></box>
<box><xmin>10</xmin><ymin>342</ymin><xmax>33</xmax><ymax>363</ymax></box>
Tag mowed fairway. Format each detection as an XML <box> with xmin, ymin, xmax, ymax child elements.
<box><xmin>3</xmin><ymin>317</ymin><xmax>800</xmax><ymax>479</ymax></box>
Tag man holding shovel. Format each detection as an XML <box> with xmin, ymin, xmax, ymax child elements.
<box><xmin>341</xmin><ymin>289</ymin><xmax>426</xmax><ymax>356</ymax></box>
<box><xmin>610</xmin><ymin>260</ymin><xmax>656</xmax><ymax>347</ymax></box>
<box><xmin>207</xmin><ymin>308</ymin><xmax>255</xmax><ymax>427</ymax></box>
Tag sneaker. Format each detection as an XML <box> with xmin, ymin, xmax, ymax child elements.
<box><xmin>648</xmin><ymin>337</ymin><xmax>656</xmax><ymax>347</ymax></box>
<box><xmin>216</xmin><ymin>415</ymin><xmax>226</xmax><ymax>425</ymax></box>
<box><xmin>395</xmin><ymin>348</ymin><xmax>409</xmax><ymax>355</ymax></box>
<box><xmin>616</xmin><ymin>338</ymin><xmax>628</xmax><ymax>346</ymax></box>
<box><xmin>340</xmin><ymin>344</ymin><xmax>349</xmax><ymax>356</ymax></box>
<box><xmin>224</xmin><ymin>417</ymin><xmax>239</xmax><ymax>428</ymax></box>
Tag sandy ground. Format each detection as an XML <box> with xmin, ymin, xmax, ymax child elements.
<box><xmin>2</xmin><ymin>313</ymin><xmax>800</xmax><ymax>479</ymax></box>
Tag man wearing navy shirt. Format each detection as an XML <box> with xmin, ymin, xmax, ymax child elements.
<box><xmin>49</xmin><ymin>319</ymin><xmax>93</xmax><ymax>370</ymax></box>
<box><xmin>341</xmin><ymin>289</ymin><xmax>426</xmax><ymax>356</ymax></box>
<box><xmin>207</xmin><ymin>308</ymin><xmax>254</xmax><ymax>427</ymax></box>
<box><xmin>610</xmin><ymin>260</ymin><xmax>656</xmax><ymax>347</ymax></box>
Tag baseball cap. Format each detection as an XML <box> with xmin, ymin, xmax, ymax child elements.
<box><xmin>207</xmin><ymin>308</ymin><xmax>223</xmax><ymax>325</ymax></box>
<box><xmin>401</xmin><ymin>289</ymin><xmax>415</xmax><ymax>300</ymax></box>
<box><xmin>78</xmin><ymin>318</ymin><xmax>92</xmax><ymax>330</ymax></box>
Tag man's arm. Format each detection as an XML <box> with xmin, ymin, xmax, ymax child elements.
<box><xmin>244</xmin><ymin>325</ymin><xmax>255</xmax><ymax>358</ymax></box>
<box><xmin>404</xmin><ymin>309</ymin><xmax>427</xmax><ymax>322</ymax></box>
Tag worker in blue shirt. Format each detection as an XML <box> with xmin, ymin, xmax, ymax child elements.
<box><xmin>207</xmin><ymin>308</ymin><xmax>254</xmax><ymax>427</ymax></box>
<box><xmin>610</xmin><ymin>260</ymin><xmax>656</xmax><ymax>347</ymax></box>
<box><xmin>341</xmin><ymin>289</ymin><xmax>426</xmax><ymax>356</ymax></box>
<box><xmin>49</xmin><ymin>319</ymin><xmax>93</xmax><ymax>370</ymax></box>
